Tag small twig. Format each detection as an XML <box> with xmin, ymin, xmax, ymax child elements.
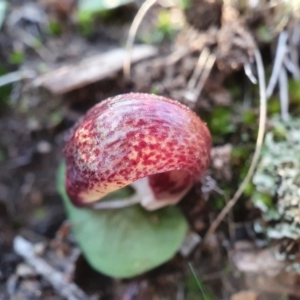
<box><xmin>289</xmin><ymin>25</ymin><xmax>300</xmax><ymax>80</ymax></box>
<box><xmin>194</xmin><ymin>52</ymin><xmax>216</xmax><ymax>100</ymax></box>
<box><xmin>244</xmin><ymin>62</ymin><xmax>257</xmax><ymax>84</ymax></box>
<box><xmin>204</xmin><ymin>49</ymin><xmax>267</xmax><ymax>242</ymax></box>
<box><xmin>0</xmin><ymin>70</ymin><xmax>35</xmax><ymax>87</ymax></box>
<box><xmin>123</xmin><ymin>0</ymin><xmax>158</xmax><ymax>78</ymax></box>
<box><xmin>284</xmin><ymin>55</ymin><xmax>300</xmax><ymax>80</ymax></box>
<box><xmin>179</xmin><ymin>231</ymin><xmax>201</xmax><ymax>257</ymax></box>
<box><xmin>34</xmin><ymin>45</ymin><xmax>156</xmax><ymax>94</ymax></box>
<box><xmin>187</xmin><ymin>48</ymin><xmax>210</xmax><ymax>90</ymax></box>
<box><xmin>266</xmin><ymin>31</ymin><xmax>288</xmax><ymax>98</ymax></box>
<box><xmin>279</xmin><ymin>66</ymin><xmax>289</xmax><ymax>122</ymax></box>
<box><xmin>184</xmin><ymin>51</ymin><xmax>216</xmax><ymax>103</ymax></box>
<box><xmin>92</xmin><ymin>194</ymin><xmax>140</xmax><ymax>209</ymax></box>
<box><xmin>14</xmin><ymin>236</ymin><xmax>91</xmax><ymax>300</ymax></box>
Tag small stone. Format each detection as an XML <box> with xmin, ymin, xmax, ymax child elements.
<box><xmin>180</xmin><ymin>231</ymin><xmax>201</xmax><ymax>257</ymax></box>
<box><xmin>16</xmin><ymin>263</ymin><xmax>36</xmax><ymax>277</ymax></box>
<box><xmin>33</xmin><ymin>242</ymin><xmax>46</xmax><ymax>256</ymax></box>
<box><xmin>36</xmin><ymin>141</ymin><xmax>52</xmax><ymax>154</ymax></box>
<box><xmin>27</xmin><ymin>118</ymin><xmax>40</xmax><ymax>131</ymax></box>
<box><xmin>231</xmin><ymin>290</ymin><xmax>259</xmax><ymax>300</ymax></box>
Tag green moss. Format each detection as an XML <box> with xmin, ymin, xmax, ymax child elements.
<box><xmin>207</xmin><ymin>107</ymin><xmax>236</xmax><ymax>142</ymax></box>
<box><xmin>211</xmin><ymin>196</ymin><xmax>226</xmax><ymax>210</ymax></box>
<box><xmin>47</xmin><ymin>21</ymin><xmax>63</xmax><ymax>36</ymax></box>
<box><xmin>231</xmin><ymin>146</ymin><xmax>250</xmax><ymax>164</ymax></box>
<box><xmin>267</xmin><ymin>96</ymin><xmax>281</xmax><ymax>115</ymax></box>
<box><xmin>9</xmin><ymin>51</ymin><xmax>25</xmax><ymax>65</ymax></box>
<box><xmin>256</xmin><ymin>25</ymin><xmax>273</xmax><ymax>43</ymax></box>
<box><xmin>140</xmin><ymin>9</ymin><xmax>182</xmax><ymax>44</ymax></box>
<box><xmin>242</xmin><ymin>110</ymin><xmax>256</xmax><ymax>125</ymax></box>
<box><xmin>252</xmin><ymin>192</ymin><xmax>273</xmax><ymax>212</ymax></box>
<box><xmin>77</xmin><ymin>11</ymin><xmax>94</xmax><ymax>37</ymax></box>
<box><xmin>33</xmin><ymin>208</ymin><xmax>47</xmax><ymax>219</ymax></box>
<box><xmin>179</xmin><ymin>0</ymin><xmax>191</xmax><ymax>9</ymax></box>
<box><xmin>150</xmin><ymin>85</ymin><xmax>159</xmax><ymax>95</ymax></box>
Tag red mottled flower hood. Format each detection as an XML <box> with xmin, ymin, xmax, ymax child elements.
<box><xmin>63</xmin><ymin>93</ymin><xmax>211</xmax><ymax>210</ymax></box>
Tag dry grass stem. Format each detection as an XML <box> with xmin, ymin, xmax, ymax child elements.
<box><xmin>204</xmin><ymin>49</ymin><xmax>267</xmax><ymax>242</ymax></box>
<box><xmin>123</xmin><ymin>0</ymin><xmax>158</xmax><ymax>78</ymax></box>
<box><xmin>194</xmin><ymin>52</ymin><xmax>216</xmax><ymax>100</ymax></box>
<box><xmin>184</xmin><ymin>50</ymin><xmax>216</xmax><ymax>103</ymax></box>
<box><xmin>266</xmin><ymin>30</ymin><xmax>288</xmax><ymax>98</ymax></box>
<box><xmin>244</xmin><ymin>62</ymin><xmax>257</xmax><ymax>84</ymax></box>
<box><xmin>0</xmin><ymin>70</ymin><xmax>35</xmax><ymax>87</ymax></box>
<box><xmin>187</xmin><ymin>47</ymin><xmax>210</xmax><ymax>90</ymax></box>
<box><xmin>284</xmin><ymin>56</ymin><xmax>300</xmax><ymax>79</ymax></box>
<box><xmin>289</xmin><ymin>25</ymin><xmax>300</xmax><ymax>79</ymax></box>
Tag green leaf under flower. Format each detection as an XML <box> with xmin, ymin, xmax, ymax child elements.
<box><xmin>57</xmin><ymin>162</ymin><xmax>188</xmax><ymax>278</ymax></box>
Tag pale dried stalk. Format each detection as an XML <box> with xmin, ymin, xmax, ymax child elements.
<box><xmin>279</xmin><ymin>66</ymin><xmax>289</xmax><ymax>121</ymax></box>
<box><xmin>289</xmin><ymin>25</ymin><xmax>300</xmax><ymax>80</ymax></box>
<box><xmin>266</xmin><ymin>31</ymin><xmax>288</xmax><ymax>98</ymax></box>
<box><xmin>187</xmin><ymin>48</ymin><xmax>210</xmax><ymax>90</ymax></box>
<box><xmin>184</xmin><ymin>50</ymin><xmax>216</xmax><ymax>103</ymax></box>
<box><xmin>244</xmin><ymin>63</ymin><xmax>257</xmax><ymax>84</ymax></box>
<box><xmin>204</xmin><ymin>49</ymin><xmax>267</xmax><ymax>241</ymax></box>
<box><xmin>194</xmin><ymin>52</ymin><xmax>216</xmax><ymax>100</ymax></box>
<box><xmin>123</xmin><ymin>0</ymin><xmax>158</xmax><ymax>78</ymax></box>
<box><xmin>0</xmin><ymin>70</ymin><xmax>35</xmax><ymax>87</ymax></box>
<box><xmin>284</xmin><ymin>55</ymin><xmax>300</xmax><ymax>79</ymax></box>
